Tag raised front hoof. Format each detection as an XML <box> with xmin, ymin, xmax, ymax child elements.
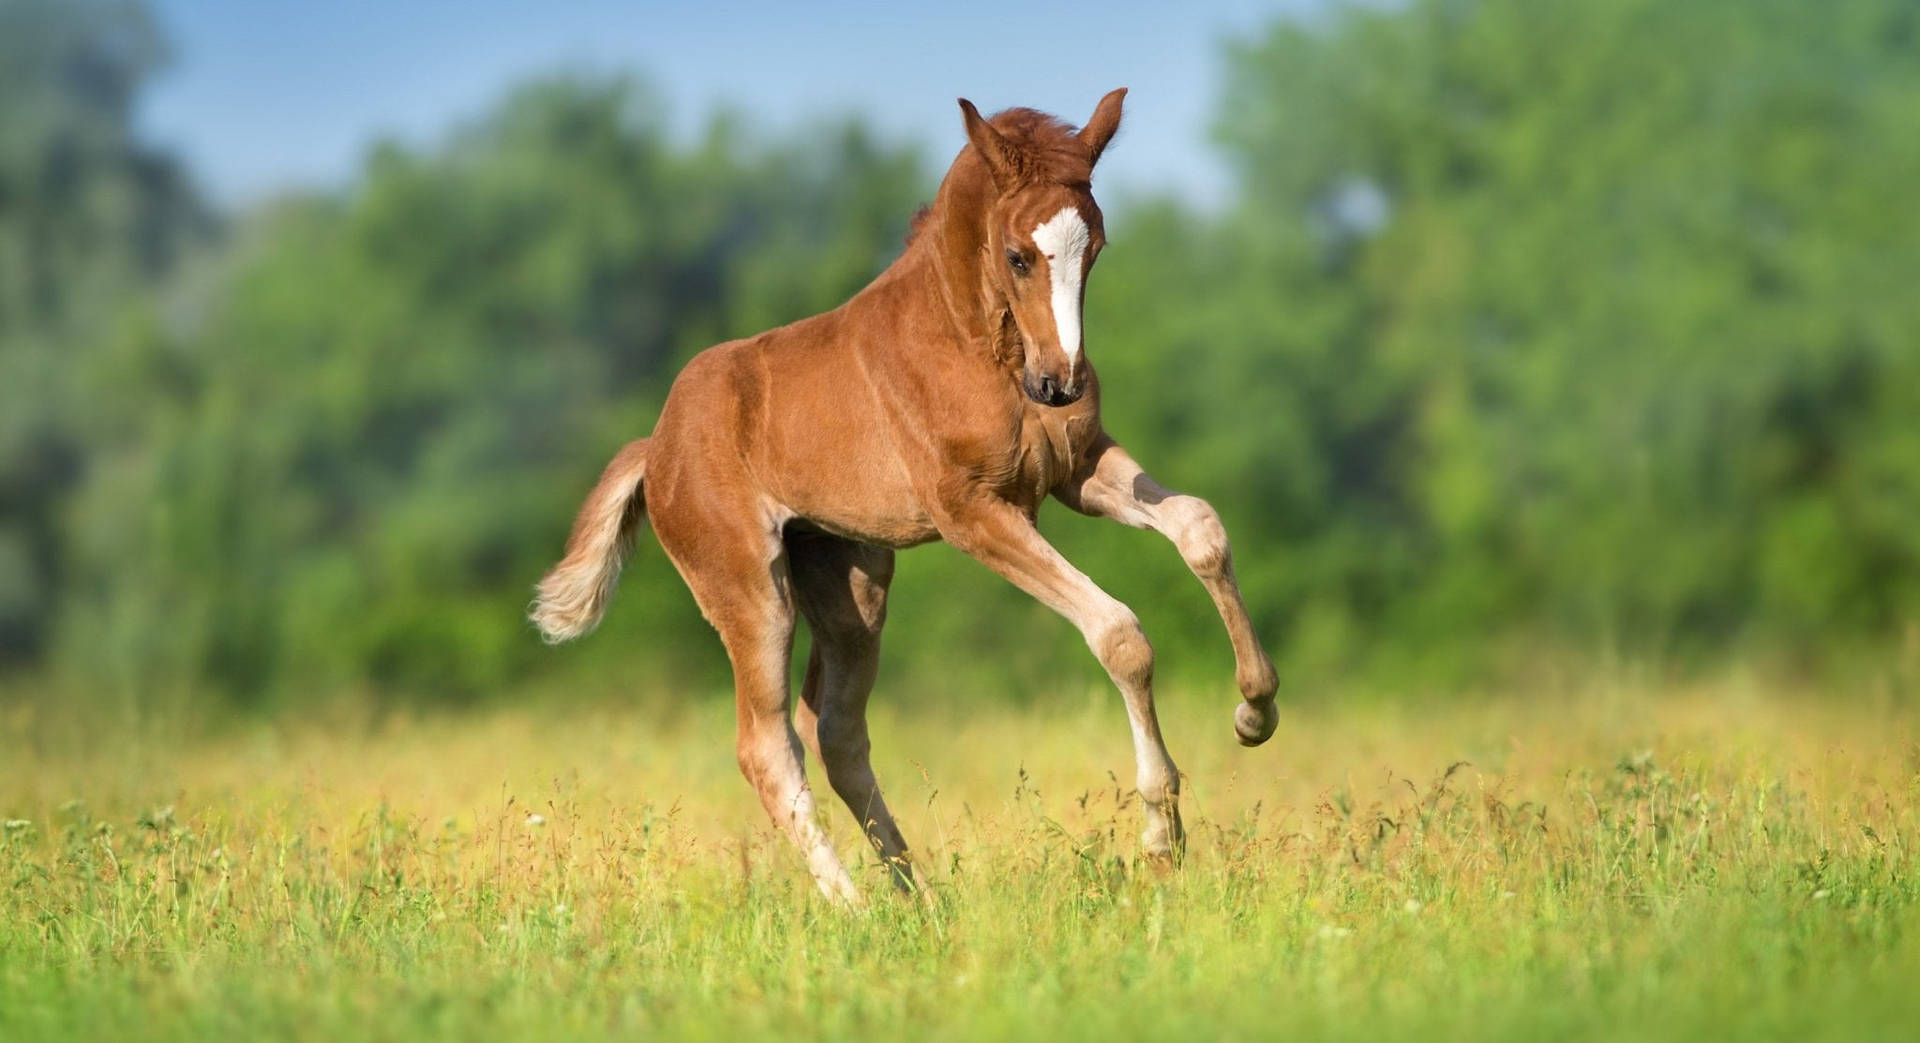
<box><xmin>1234</xmin><ymin>697</ymin><xmax>1279</xmax><ymax>747</ymax></box>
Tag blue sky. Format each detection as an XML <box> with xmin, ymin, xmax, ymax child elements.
<box><xmin>140</xmin><ymin>1</ymin><xmax>1314</xmax><ymax>210</ymax></box>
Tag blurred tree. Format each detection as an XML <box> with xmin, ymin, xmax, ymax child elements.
<box><xmin>1199</xmin><ymin>0</ymin><xmax>1920</xmax><ymax>676</ymax></box>
<box><xmin>0</xmin><ymin>0</ymin><xmax>208</xmax><ymax>664</ymax></box>
<box><xmin>12</xmin><ymin>0</ymin><xmax>1920</xmax><ymax>710</ymax></box>
<box><xmin>55</xmin><ymin>75</ymin><xmax>926</xmax><ymax>704</ymax></box>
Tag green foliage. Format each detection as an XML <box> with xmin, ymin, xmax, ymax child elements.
<box><xmin>5</xmin><ymin>0</ymin><xmax>1920</xmax><ymax>706</ymax></box>
<box><xmin>1193</xmin><ymin>0</ymin><xmax>1920</xmax><ymax>675</ymax></box>
<box><xmin>53</xmin><ymin>76</ymin><xmax>924</xmax><ymax>705</ymax></box>
<box><xmin>0</xmin><ymin>0</ymin><xmax>207</xmax><ymax>663</ymax></box>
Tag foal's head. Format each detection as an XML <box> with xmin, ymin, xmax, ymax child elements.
<box><xmin>957</xmin><ymin>89</ymin><xmax>1126</xmax><ymax>407</ymax></box>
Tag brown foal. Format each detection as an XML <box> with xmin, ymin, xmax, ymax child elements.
<box><xmin>532</xmin><ymin>89</ymin><xmax>1279</xmax><ymax>902</ymax></box>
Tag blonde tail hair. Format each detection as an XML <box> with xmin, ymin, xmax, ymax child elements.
<box><xmin>530</xmin><ymin>437</ymin><xmax>649</xmax><ymax>643</ymax></box>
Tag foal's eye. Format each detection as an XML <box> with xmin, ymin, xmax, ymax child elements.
<box><xmin>1006</xmin><ymin>250</ymin><xmax>1029</xmax><ymax>274</ymax></box>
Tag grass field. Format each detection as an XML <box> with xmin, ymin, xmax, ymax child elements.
<box><xmin>3</xmin><ymin>681</ymin><xmax>1917</xmax><ymax>1040</ymax></box>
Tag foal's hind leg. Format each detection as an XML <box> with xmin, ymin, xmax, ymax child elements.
<box><xmin>788</xmin><ymin>534</ymin><xmax>915</xmax><ymax>892</ymax></box>
<box><xmin>651</xmin><ymin>512</ymin><xmax>858</xmax><ymax>903</ymax></box>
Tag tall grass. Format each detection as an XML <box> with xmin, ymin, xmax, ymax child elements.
<box><xmin>2</xmin><ymin>682</ymin><xmax>1916</xmax><ymax>1040</ymax></box>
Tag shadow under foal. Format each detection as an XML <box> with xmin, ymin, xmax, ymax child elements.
<box><xmin>532</xmin><ymin>89</ymin><xmax>1279</xmax><ymax>903</ymax></box>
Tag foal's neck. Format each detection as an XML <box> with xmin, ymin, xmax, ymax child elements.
<box><xmin>916</xmin><ymin>153</ymin><xmax>1000</xmax><ymax>346</ymax></box>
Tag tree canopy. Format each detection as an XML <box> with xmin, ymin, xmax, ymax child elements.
<box><xmin>5</xmin><ymin>0</ymin><xmax>1918</xmax><ymax>709</ymax></box>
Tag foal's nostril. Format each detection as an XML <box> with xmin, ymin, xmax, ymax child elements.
<box><xmin>1038</xmin><ymin>375</ymin><xmax>1060</xmax><ymax>402</ymax></box>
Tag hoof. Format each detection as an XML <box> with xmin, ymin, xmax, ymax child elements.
<box><xmin>1140</xmin><ymin>809</ymin><xmax>1185</xmax><ymax>872</ymax></box>
<box><xmin>1234</xmin><ymin>697</ymin><xmax>1278</xmax><ymax>747</ymax></box>
<box><xmin>1143</xmin><ymin>848</ymin><xmax>1178</xmax><ymax>877</ymax></box>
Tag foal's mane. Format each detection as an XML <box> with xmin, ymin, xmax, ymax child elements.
<box><xmin>979</xmin><ymin>107</ymin><xmax>1095</xmax><ymax>189</ymax></box>
<box><xmin>905</xmin><ymin>106</ymin><xmax>1094</xmax><ymax>246</ymax></box>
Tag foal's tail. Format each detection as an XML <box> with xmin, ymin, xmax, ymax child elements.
<box><xmin>530</xmin><ymin>437</ymin><xmax>650</xmax><ymax>644</ymax></box>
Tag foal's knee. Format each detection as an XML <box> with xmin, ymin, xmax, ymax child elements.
<box><xmin>1091</xmin><ymin>607</ymin><xmax>1154</xmax><ymax>690</ymax></box>
<box><xmin>1173</xmin><ymin>499</ymin><xmax>1231</xmax><ymax>578</ymax></box>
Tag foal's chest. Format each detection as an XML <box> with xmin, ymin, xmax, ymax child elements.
<box><xmin>1004</xmin><ymin>403</ymin><xmax>1101</xmax><ymax>507</ymax></box>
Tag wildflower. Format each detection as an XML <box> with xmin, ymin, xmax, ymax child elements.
<box><xmin>1813</xmin><ymin>889</ymin><xmax>1830</xmax><ymax>900</ymax></box>
<box><xmin>1402</xmin><ymin>898</ymin><xmax>1423</xmax><ymax>914</ymax></box>
<box><xmin>1317</xmin><ymin>924</ymin><xmax>1354</xmax><ymax>940</ymax></box>
<box><xmin>551</xmin><ymin>903</ymin><xmax>569</xmax><ymax>916</ymax></box>
<box><xmin>526</xmin><ymin>813</ymin><xmax>546</xmax><ymax>828</ymax></box>
<box><xmin>3</xmin><ymin>819</ymin><xmax>29</xmax><ymax>832</ymax></box>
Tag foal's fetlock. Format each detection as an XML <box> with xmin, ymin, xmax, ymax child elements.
<box><xmin>1237</xmin><ymin>658</ymin><xmax>1280</xmax><ymax>705</ymax></box>
<box><xmin>1234</xmin><ymin>695</ymin><xmax>1279</xmax><ymax>747</ymax></box>
<box><xmin>818</xmin><ymin>872</ymin><xmax>866</xmax><ymax>909</ymax></box>
<box><xmin>1138</xmin><ymin>775</ymin><xmax>1185</xmax><ymax>872</ymax></box>
<box><xmin>879</xmin><ymin>852</ymin><xmax>917</xmax><ymax>895</ymax></box>
<box><xmin>1140</xmin><ymin>805</ymin><xmax>1186</xmax><ymax>874</ymax></box>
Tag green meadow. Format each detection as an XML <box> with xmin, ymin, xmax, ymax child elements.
<box><xmin>5</xmin><ymin>683</ymin><xmax>1916</xmax><ymax>1040</ymax></box>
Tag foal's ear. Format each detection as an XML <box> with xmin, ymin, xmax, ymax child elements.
<box><xmin>1080</xmin><ymin>87</ymin><xmax>1127</xmax><ymax>168</ymax></box>
<box><xmin>959</xmin><ymin>98</ymin><xmax>1020</xmax><ymax>193</ymax></box>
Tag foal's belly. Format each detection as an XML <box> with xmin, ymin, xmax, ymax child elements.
<box><xmin>766</xmin><ymin>439</ymin><xmax>940</xmax><ymax>549</ymax></box>
<box><xmin>786</xmin><ymin>510</ymin><xmax>942</xmax><ymax>550</ymax></box>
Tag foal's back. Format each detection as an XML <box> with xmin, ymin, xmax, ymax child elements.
<box><xmin>643</xmin><ymin>292</ymin><xmax>942</xmax><ymax>550</ymax></box>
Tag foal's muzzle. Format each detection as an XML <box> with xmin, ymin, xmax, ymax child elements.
<box><xmin>1023</xmin><ymin>372</ymin><xmax>1083</xmax><ymax>407</ymax></box>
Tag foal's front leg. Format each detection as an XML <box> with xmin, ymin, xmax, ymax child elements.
<box><xmin>1056</xmin><ymin>437</ymin><xmax>1281</xmax><ymax>746</ymax></box>
<box><xmin>939</xmin><ymin>498</ymin><xmax>1184</xmax><ymax>863</ymax></box>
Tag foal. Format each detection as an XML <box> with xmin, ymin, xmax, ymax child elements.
<box><xmin>533</xmin><ymin>89</ymin><xmax>1279</xmax><ymax>902</ymax></box>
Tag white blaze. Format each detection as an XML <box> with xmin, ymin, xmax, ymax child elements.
<box><xmin>1031</xmin><ymin>207</ymin><xmax>1090</xmax><ymax>363</ymax></box>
